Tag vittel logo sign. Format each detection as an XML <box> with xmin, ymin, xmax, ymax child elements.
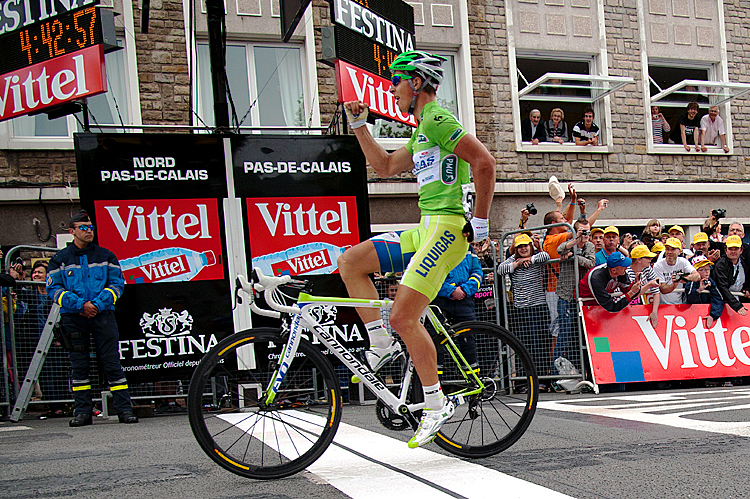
<box><xmin>633</xmin><ymin>315</ymin><xmax>750</xmax><ymax>370</ymax></box>
<box><xmin>95</xmin><ymin>198</ymin><xmax>225</xmax><ymax>283</ymax></box>
<box><xmin>247</xmin><ymin>196</ymin><xmax>361</xmax><ymax>255</ymax></box>
<box><xmin>335</xmin><ymin>60</ymin><xmax>417</xmax><ymax>127</ymax></box>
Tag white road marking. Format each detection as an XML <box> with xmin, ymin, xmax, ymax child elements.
<box><xmin>0</xmin><ymin>425</ymin><xmax>32</xmax><ymax>432</ymax></box>
<box><xmin>311</xmin><ymin>421</ymin><xmax>574</xmax><ymax>499</ymax></box>
<box><xmin>219</xmin><ymin>411</ymin><xmax>573</xmax><ymax>498</ymax></box>
<box><xmin>538</xmin><ymin>388</ymin><xmax>750</xmax><ymax>437</ymax></box>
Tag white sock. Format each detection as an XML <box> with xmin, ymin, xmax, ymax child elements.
<box><xmin>365</xmin><ymin>319</ymin><xmax>392</xmax><ymax>349</ymax></box>
<box><xmin>423</xmin><ymin>382</ymin><xmax>445</xmax><ymax>411</ymax></box>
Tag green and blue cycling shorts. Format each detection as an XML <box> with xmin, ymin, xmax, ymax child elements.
<box><xmin>370</xmin><ymin>214</ymin><xmax>468</xmax><ymax>301</ymax></box>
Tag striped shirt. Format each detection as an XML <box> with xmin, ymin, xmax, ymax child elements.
<box><xmin>626</xmin><ymin>266</ymin><xmax>660</xmax><ymax>304</ymax></box>
<box><xmin>497</xmin><ymin>251</ymin><xmax>550</xmax><ymax>308</ymax></box>
<box><xmin>652</xmin><ymin>117</ymin><xmax>670</xmax><ymax>144</ymax></box>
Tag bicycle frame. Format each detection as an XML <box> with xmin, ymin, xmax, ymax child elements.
<box><xmin>263</xmin><ymin>292</ymin><xmax>486</xmax><ymax>417</ymax></box>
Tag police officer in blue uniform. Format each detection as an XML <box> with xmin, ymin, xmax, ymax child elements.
<box><xmin>47</xmin><ymin>210</ymin><xmax>138</xmax><ymax>427</ymax></box>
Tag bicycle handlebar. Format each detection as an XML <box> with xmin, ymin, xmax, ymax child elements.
<box><xmin>236</xmin><ymin>269</ymin><xmax>305</xmax><ymax>318</ymax></box>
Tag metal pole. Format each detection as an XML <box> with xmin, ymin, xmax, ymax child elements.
<box><xmin>81</xmin><ymin>100</ymin><xmax>90</xmax><ymax>132</ymax></box>
<box><xmin>206</xmin><ymin>0</ymin><xmax>230</xmax><ymax>131</ymax></box>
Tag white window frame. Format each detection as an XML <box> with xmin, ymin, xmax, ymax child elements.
<box><xmin>638</xmin><ymin>0</ymin><xmax>738</xmax><ymax>156</ymax></box>
<box><xmin>650</xmin><ymin>79</ymin><xmax>750</xmax><ymax>108</ymax></box>
<box><xmin>518</xmin><ymin>72</ymin><xmax>634</xmax><ymax>104</ymax></box>
<box><xmin>643</xmin><ymin>60</ymin><xmax>743</xmax><ymax>156</ymax></box>
<box><xmin>510</xmin><ymin>51</ymin><xmax>622</xmax><ymax>154</ymax></box>
<box><xmin>0</xmin><ymin>4</ymin><xmax>141</xmax><ymax>150</ymax></box>
<box><xmin>373</xmin><ymin>5</ymin><xmax>475</xmax><ymax>151</ymax></box>
<box><xmin>190</xmin><ymin>5</ymin><xmax>320</xmax><ymax>133</ymax></box>
<box><xmin>193</xmin><ymin>42</ymin><xmax>307</xmax><ymax>132</ymax></box>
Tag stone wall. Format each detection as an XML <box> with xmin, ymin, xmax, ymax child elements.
<box><xmin>132</xmin><ymin>0</ymin><xmax>191</xmax><ymax>125</ymax></box>
<box><xmin>0</xmin><ymin>151</ymin><xmax>77</xmax><ymax>186</ymax></box>
<box><xmin>469</xmin><ymin>0</ymin><xmax>748</xmax><ymax>183</ymax></box>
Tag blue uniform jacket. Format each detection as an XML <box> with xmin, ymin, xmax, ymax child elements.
<box><xmin>437</xmin><ymin>252</ymin><xmax>483</xmax><ymax>299</ymax></box>
<box><xmin>47</xmin><ymin>243</ymin><xmax>124</xmax><ymax>314</ymax></box>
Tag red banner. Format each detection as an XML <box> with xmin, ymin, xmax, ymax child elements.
<box><xmin>583</xmin><ymin>304</ymin><xmax>750</xmax><ymax>384</ymax></box>
<box><xmin>246</xmin><ymin>195</ymin><xmax>360</xmax><ymax>276</ymax></box>
<box><xmin>0</xmin><ymin>45</ymin><xmax>106</xmax><ymax>122</ymax></box>
<box><xmin>94</xmin><ymin>198</ymin><xmax>225</xmax><ymax>283</ymax></box>
<box><xmin>335</xmin><ymin>59</ymin><xmax>416</xmax><ymax>127</ymax></box>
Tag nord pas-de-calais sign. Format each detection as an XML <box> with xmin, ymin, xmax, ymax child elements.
<box><xmin>0</xmin><ymin>1</ymin><xmax>118</xmax><ymax>123</ymax></box>
<box><xmin>75</xmin><ymin>134</ymin><xmax>232</xmax><ymax>382</ymax></box>
<box><xmin>583</xmin><ymin>304</ymin><xmax>750</xmax><ymax>385</ymax></box>
<box><xmin>323</xmin><ymin>0</ymin><xmax>417</xmax><ymax>127</ymax></box>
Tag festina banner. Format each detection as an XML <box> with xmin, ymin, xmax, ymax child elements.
<box><xmin>0</xmin><ymin>44</ymin><xmax>106</xmax><ymax>123</ymax></box>
<box><xmin>231</xmin><ymin>135</ymin><xmax>372</xmax><ymax>359</ymax></box>
<box><xmin>75</xmin><ymin>134</ymin><xmax>232</xmax><ymax>382</ymax></box>
<box><xmin>583</xmin><ymin>304</ymin><xmax>750</xmax><ymax>385</ymax></box>
<box><xmin>335</xmin><ymin>60</ymin><xmax>416</xmax><ymax>127</ymax></box>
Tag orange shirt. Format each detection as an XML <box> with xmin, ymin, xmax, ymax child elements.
<box><xmin>543</xmin><ymin>231</ymin><xmax>569</xmax><ymax>292</ymax></box>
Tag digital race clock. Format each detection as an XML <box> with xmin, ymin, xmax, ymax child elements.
<box><xmin>0</xmin><ymin>4</ymin><xmax>116</xmax><ymax>77</ymax></box>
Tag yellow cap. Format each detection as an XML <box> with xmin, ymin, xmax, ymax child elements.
<box><xmin>692</xmin><ymin>232</ymin><xmax>708</xmax><ymax>244</ymax></box>
<box><xmin>590</xmin><ymin>227</ymin><xmax>604</xmax><ymax>235</ymax></box>
<box><xmin>691</xmin><ymin>255</ymin><xmax>713</xmax><ymax>269</ymax></box>
<box><xmin>603</xmin><ymin>226</ymin><xmax>619</xmax><ymax>235</ymax></box>
<box><xmin>665</xmin><ymin>237</ymin><xmax>682</xmax><ymax>249</ymax></box>
<box><xmin>651</xmin><ymin>241</ymin><xmax>665</xmax><ymax>253</ymax></box>
<box><xmin>514</xmin><ymin>233</ymin><xmax>533</xmax><ymax>246</ymax></box>
<box><xmin>630</xmin><ymin>245</ymin><xmax>657</xmax><ymax>259</ymax></box>
<box><xmin>726</xmin><ymin>235</ymin><xmax>743</xmax><ymax>248</ymax></box>
<box><xmin>668</xmin><ymin>225</ymin><xmax>684</xmax><ymax>234</ymax></box>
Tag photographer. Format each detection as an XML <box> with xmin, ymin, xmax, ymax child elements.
<box><xmin>555</xmin><ymin>219</ymin><xmax>595</xmax><ymax>361</ymax></box>
<box><xmin>653</xmin><ymin>238</ymin><xmax>700</xmax><ymax>304</ymax></box>
<box><xmin>685</xmin><ymin>255</ymin><xmax>724</xmax><ymax>328</ymax></box>
<box><xmin>712</xmin><ymin>235</ymin><xmax>750</xmax><ymax>316</ymax></box>
<box><xmin>704</xmin><ymin>210</ymin><xmax>726</xmax><ymax>245</ymax></box>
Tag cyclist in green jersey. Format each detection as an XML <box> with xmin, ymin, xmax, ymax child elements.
<box><xmin>339</xmin><ymin>51</ymin><xmax>496</xmax><ymax>448</ymax></box>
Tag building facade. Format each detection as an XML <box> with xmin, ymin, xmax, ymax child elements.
<box><xmin>2</xmin><ymin>0</ymin><xmax>750</xmax><ymax>250</ymax></box>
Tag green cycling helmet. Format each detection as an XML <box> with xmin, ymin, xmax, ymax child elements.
<box><xmin>389</xmin><ymin>51</ymin><xmax>447</xmax><ymax>88</ymax></box>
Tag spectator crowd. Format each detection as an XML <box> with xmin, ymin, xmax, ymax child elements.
<box><xmin>522</xmin><ymin>102</ymin><xmax>730</xmax><ymax>152</ymax></box>
<box><xmin>490</xmin><ymin>181</ymin><xmax>747</xmax><ymax>385</ymax></box>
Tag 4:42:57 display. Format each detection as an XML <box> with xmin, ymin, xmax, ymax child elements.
<box><xmin>17</xmin><ymin>6</ymin><xmax>99</xmax><ymax>67</ymax></box>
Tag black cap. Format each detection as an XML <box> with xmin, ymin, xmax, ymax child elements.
<box><xmin>69</xmin><ymin>209</ymin><xmax>91</xmax><ymax>228</ymax></box>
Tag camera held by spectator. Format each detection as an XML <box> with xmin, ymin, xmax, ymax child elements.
<box><xmin>672</xmin><ymin>270</ymin><xmax>690</xmax><ymax>283</ymax></box>
<box><xmin>712</xmin><ymin>208</ymin><xmax>726</xmax><ymax>220</ymax></box>
<box><xmin>525</xmin><ymin>203</ymin><xmax>537</xmax><ymax>216</ymax></box>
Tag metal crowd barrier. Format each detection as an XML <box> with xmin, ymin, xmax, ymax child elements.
<box><xmin>2</xmin><ymin>245</ymin><xmax>191</xmax><ymax>420</ymax></box>
<box><xmin>497</xmin><ymin>223</ymin><xmax>589</xmax><ymax>391</ymax></box>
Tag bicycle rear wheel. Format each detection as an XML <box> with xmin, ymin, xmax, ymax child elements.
<box><xmin>433</xmin><ymin>321</ymin><xmax>537</xmax><ymax>458</ymax></box>
<box><xmin>187</xmin><ymin>328</ymin><xmax>342</xmax><ymax>479</ymax></box>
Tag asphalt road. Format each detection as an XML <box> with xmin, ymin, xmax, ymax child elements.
<box><xmin>2</xmin><ymin>386</ymin><xmax>750</xmax><ymax>499</ymax></box>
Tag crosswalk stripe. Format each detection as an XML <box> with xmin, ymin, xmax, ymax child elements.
<box><xmin>308</xmin><ymin>421</ymin><xmax>575</xmax><ymax>499</ymax></box>
<box><xmin>537</xmin><ymin>388</ymin><xmax>750</xmax><ymax>438</ymax></box>
<box><xmin>0</xmin><ymin>425</ymin><xmax>32</xmax><ymax>433</ymax></box>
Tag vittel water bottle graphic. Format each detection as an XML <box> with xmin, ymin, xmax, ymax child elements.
<box><xmin>121</xmin><ymin>247</ymin><xmax>218</xmax><ymax>283</ymax></box>
<box><xmin>252</xmin><ymin>242</ymin><xmax>349</xmax><ymax>276</ymax></box>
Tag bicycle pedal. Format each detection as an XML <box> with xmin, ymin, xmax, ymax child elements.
<box><xmin>449</xmin><ymin>394</ymin><xmax>466</xmax><ymax>406</ymax></box>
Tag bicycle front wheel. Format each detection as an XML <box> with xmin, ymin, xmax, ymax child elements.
<box><xmin>433</xmin><ymin>321</ymin><xmax>537</xmax><ymax>458</ymax></box>
<box><xmin>187</xmin><ymin>328</ymin><xmax>342</xmax><ymax>479</ymax></box>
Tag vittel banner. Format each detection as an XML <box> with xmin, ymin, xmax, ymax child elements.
<box><xmin>75</xmin><ymin>134</ymin><xmax>232</xmax><ymax>381</ymax></box>
<box><xmin>583</xmin><ymin>304</ymin><xmax>750</xmax><ymax>385</ymax></box>
<box><xmin>335</xmin><ymin>60</ymin><xmax>416</xmax><ymax>127</ymax></box>
<box><xmin>232</xmin><ymin>135</ymin><xmax>370</xmax><ymax>275</ymax></box>
<box><xmin>247</xmin><ymin>196</ymin><xmax>359</xmax><ymax>276</ymax></box>
<box><xmin>0</xmin><ymin>44</ymin><xmax>106</xmax><ymax>123</ymax></box>
<box><xmin>94</xmin><ymin>198</ymin><xmax>223</xmax><ymax>283</ymax></box>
